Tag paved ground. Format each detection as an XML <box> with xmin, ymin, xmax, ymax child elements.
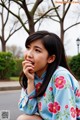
<box><xmin>0</xmin><ymin>81</ymin><xmax>21</xmax><ymax>91</ymax></box>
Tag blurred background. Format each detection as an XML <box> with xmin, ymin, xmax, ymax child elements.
<box><xmin>0</xmin><ymin>0</ymin><xmax>80</xmax><ymax>81</ymax></box>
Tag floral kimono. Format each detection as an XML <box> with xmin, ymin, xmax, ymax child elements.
<box><xmin>18</xmin><ymin>66</ymin><xmax>80</xmax><ymax>120</ymax></box>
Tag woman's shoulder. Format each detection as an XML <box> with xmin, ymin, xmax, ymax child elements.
<box><xmin>53</xmin><ymin>66</ymin><xmax>69</xmax><ymax>75</ymax></box>
<box><xmin>52</xmin><ymin>66</ymin><xmax>79</xmax><ymax>89</ymax></box>
<box><xmin>52</xmin><ymin>66</ymin><xmax>75</xmax><ymax>81</ymax></box>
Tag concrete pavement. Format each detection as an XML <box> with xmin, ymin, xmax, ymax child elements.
<box><xmin>0</xmin><ymin>81</ymin><xmax>21</xmax><ymax>91</ymax></box>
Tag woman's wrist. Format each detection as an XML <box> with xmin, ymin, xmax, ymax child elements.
<box><xmin>27</xmin><ymin>79</ymin><xmax>35</xmax><ymax>94</ymax></box>
<box><xmin>27</xmin><ymin>79</ymin><xmax>34</xmax><ymax>84</ymax></box>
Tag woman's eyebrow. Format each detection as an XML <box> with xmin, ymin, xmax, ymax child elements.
<box><xmin>34</xmin><ymin>46</ymin><xmax>43</xmax><ymax>50</ymax></box>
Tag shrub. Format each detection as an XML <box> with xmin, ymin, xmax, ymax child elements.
<box><xmin>66</xmin><ymin>56</ymin><xmax>72</xmax><ymax>65</ymax></box>
<box><xmin>0</xmin><ymin>52</ymin><xmax>16</xmax><ymax>80</ymax></box>
<box><xmin>69</xmin><ymin>54</ymin><xmax>80</xmax><ymax>80</ymax></box>
<box><xmin>12</xmin><ymin>59</ymin><xmax>23</xmax><ymax>76</ymax></box>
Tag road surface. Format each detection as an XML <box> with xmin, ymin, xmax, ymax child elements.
<box><xmin>0</xmin><ymin>90</ymin><xmax>23</xmax><ymax>120</ymax></box>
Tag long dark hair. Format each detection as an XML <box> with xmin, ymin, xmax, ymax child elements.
<box><xmin>19</xmin><ymin>30</ymin><xmax>70</xmax><ymax>97</ymax></box>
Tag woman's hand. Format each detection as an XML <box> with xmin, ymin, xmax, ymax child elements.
<box><xmin>22</xmin><ymin>60</ymin><xmax>34</xmax><ymax>81</ymax></box>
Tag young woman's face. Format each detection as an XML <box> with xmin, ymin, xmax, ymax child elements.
<box><xmin>24</xmin><ymin>39</ymin><xmax>50</xmax><ymax>77</ymax></box>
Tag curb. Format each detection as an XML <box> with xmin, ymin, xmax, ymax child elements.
<box><xmin>0</xmin><ymin>86</ymin><xmax>21</xmax><ymax>91</ymax></box>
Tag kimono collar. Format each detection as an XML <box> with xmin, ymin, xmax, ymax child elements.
<box><xmin>35</xmin><ymin>71</ymin><xmax>46</xmax><ymax>80</ymax></box>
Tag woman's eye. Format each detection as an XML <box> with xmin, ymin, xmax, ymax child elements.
<box><xmin>35</xmin><ymin>49</ymin><xmax>41</xmax><ymax>53</ymax></box>
<box><xmin>26</xmin><ymin>46</ymin><xmax>30</xmax><ymax>49</ymax></box>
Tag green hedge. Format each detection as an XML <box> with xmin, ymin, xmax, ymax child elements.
<box><xmin>13</xmin><ymin>56</ymin><xmax>80</xmax><ymax>80</ymax></box>
<box><xmin>0</xmin><ymin>52</ymin><xmax>16</xmax><ymax>79</ymax></box>
<box><xmin>12</xmin><ymin>59</ymin><xmax>23</xmax><ymax>77</ymax></box>
<box><xmin>1</xmin><ymin>52</ymin><xmax>80</xmax><ymax>81</ymax></box>
<box><xmin>69</xmin><ymin>54</ymin><xmax>80</xmax><ymax>80</ymax></box>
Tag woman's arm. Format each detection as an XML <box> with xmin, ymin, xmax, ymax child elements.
<box><xmin>18</xmin><ymin>88</ymin><xmax>38</xmax><ymax>115</ymax></box>
<box><xmin>19</xmin><ymin>60</ymin><xmax>38</xmax><ymax>114</ymax></box>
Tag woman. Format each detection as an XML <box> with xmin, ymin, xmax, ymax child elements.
<box><xmin>17</xmin><ymin>31</ymin><xmax>80</xmax><ymax>120</ymax></box>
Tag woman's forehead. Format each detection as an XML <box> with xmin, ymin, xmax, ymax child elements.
<box><xmin>27</xmin><ymin>39</ymin><xmax>43</xmax><ymax>46</ymax></box>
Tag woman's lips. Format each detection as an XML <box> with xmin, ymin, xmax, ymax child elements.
<box><xmin>26</xmin><ymin>59</ymin><xmax>34</xmax><ymax>65</ymax></box>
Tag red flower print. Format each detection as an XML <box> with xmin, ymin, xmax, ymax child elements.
<box><xmin>76</xmin><ymin>108</ymin><xmax>80</xmax><ymax>117</ymax></box>
<box><xmin>75</xmin><ymin>89</ymin><xmax>80</xmax><ymax>97</ymax></box>
<box><xmin>70</xmin><ymin>107</ymin><xmax>76</xmax><ymax>118</ymax></box>
<box><xmin>43</xmin><ymin>93</ymin><xmax>46</xmax><ymax>97</ymax></box>
<box><xmin>48</xmin><ymin>102</ymin><xmax>60</xmax><ymax>114</ymax></box>
<box><xmin>55</xmin><ymin>76</ymin><xmax>66</xmax><ymax>89</ymax></box>
<box><xmin>38</xmin><ymin>102</ymin><xmax>42</xmax><ymax>111</ymax></box>
<box><xmin>49</xmin><ymin>87</ymin><xmax>53</xmax><ymax>91</ymax></box>
<box><xmin>35</xmin><ymin>82</ymin><xmax>42</xmax><ymax>92</ymax></box>
<box><xmin>65</xmin><ymin>105</ymin><xmax>68</xmax><ymax>109</ymax></box>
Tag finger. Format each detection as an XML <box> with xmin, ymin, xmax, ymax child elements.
<box><xmin>23</xmin><ymin>66</ymin><xmax>34</xmax><ymax>74</ymax></box>
<box><xmin>23</xmin><ymin>64</ymin><xmax>34</xmax><ymax>71</ymax></box>
<box><xmin>22</xmin><ymin>60</ymin><xmax>34</xmax><ymax>67</ymax></box>
<box><xmin>22</xmin><ymin>61</ymin><xmax>34</xmax><ymax>68</ymax></box>
<box><xmin>23</xmin><ymin>67</ymin><xmax>34</xmax><ymax>79</ymax></box>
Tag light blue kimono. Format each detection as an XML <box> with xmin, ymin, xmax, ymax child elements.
<box><xmin>18</xmin><ymin>66</ymin><xmax>80</xmax><ymax>120</ymax></box>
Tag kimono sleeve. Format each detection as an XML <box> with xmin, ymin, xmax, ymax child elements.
<box><xmin>18</xmin><ymin>88</ymin><xmax>38</xmax><ymax>115</ymax></box>
<box><xmin>52</xmin><ymin>70</ymin><xmax>80</xmax><ymax>120</ymax></box>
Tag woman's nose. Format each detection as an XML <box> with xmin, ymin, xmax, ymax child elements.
<box><xmin>24</xmin><ymin>50</ymin><xmax>33</xmax><ymax>59</ymax></box>
<box><xmin>27</xmin><ymin>50</ymin><xmax>33</xmax><ymax>58</ymax></box>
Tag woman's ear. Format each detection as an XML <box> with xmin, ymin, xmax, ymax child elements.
<box><xmin>48</xmin><ymin>55</ymin><xmax>56</xmax><ymax>64</ymax></box>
